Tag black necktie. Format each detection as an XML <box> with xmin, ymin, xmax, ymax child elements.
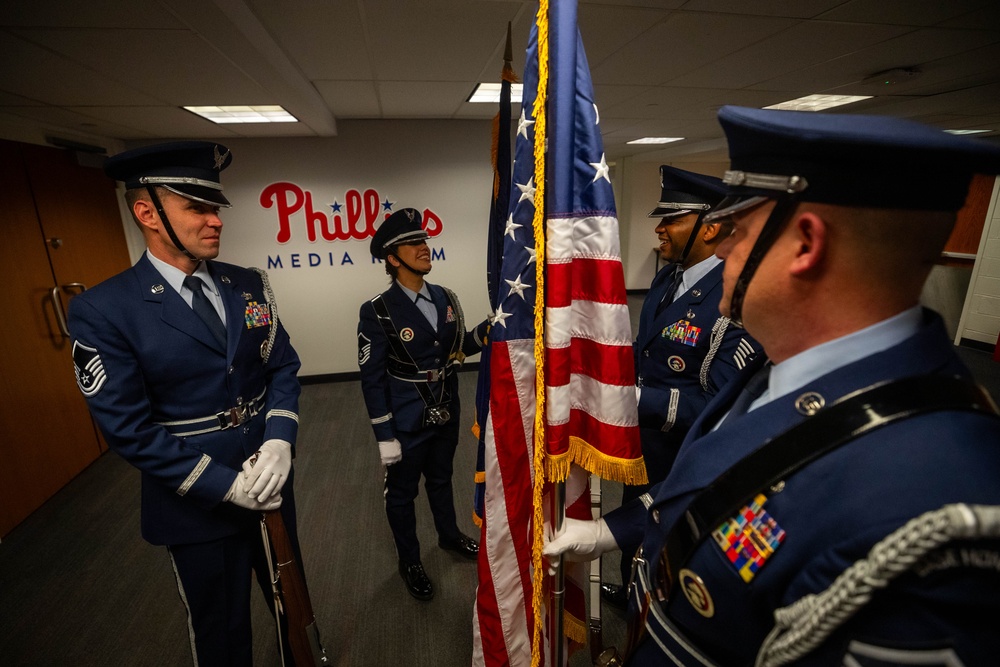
<box><xmin>655</xmin><ymin>265</ymin><xmax>684</xmax><ymax>316</ymax></box>
<box><xmin>183</xmin><ymin>275</ymin><xmax>227</xmax><ymax>347</ymax></box>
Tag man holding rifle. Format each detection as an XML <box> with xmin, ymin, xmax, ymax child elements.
<box><xmin>69</xmin><ymin>142</ymin><xmax>307</xmax><ymax>666</ymax></box>
<box><xmin>545</xmin><ymin>107</ymin><xmax>1000</xmax><ymax>665</ymax></box>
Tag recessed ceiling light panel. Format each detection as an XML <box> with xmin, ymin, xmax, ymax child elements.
<box><xmin>184</xmin><ymin>105</ymin><xmax>298</xmax><ymax>124</ymax></box>
<box><xmin>764</xmin><ymin>95</ymin><xmax>872</xmax><ymax>112</ymax></box>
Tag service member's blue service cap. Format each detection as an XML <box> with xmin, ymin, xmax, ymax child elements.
<box><xmin>707</xmin><ymin>105</ymin><xmax>1000</xmax><ymax>220</ymax></box>
<box><xmin>104</xmin><ymin>141</ymin><xmax>233</xmax><ymax>208</ymax></box>
<box><xmin>648</xmin><ymin>165</ymin><xmax>728</xmax><ymax>218</ymax></box>
<box><xmin>370</xmin><ymin>208</ymin><xmax>429</xmax><ymax>259</ymax></box>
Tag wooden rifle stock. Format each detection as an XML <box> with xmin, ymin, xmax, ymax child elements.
<box><xmin>262</xmin><ymin>510</ymin><xmax>329</xmax><ymax>666</ymax></box>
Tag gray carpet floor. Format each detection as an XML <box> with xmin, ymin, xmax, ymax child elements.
<box><xmin>0</xmin><ymin>372</ymin><xmax>625</xmax><ymax>666</ymax></box>
<box><xmin>1</xmin><ymin>335</ymin><xmax>996</xmax><ymax>666</ymax></box>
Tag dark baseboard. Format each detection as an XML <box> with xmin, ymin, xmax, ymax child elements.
<box><xmin>959</xmin><ymin>337</ymin><xmax>997</xmax><ymax>353</ymax></box>
<box><xmin>300</xmin><ymin>360</ymin><xmax>481</xmax><ymax>385</ymax></box>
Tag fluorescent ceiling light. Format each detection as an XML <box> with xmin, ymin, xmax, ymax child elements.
<box><xmin>945</xmin><ymin>129</ymin><xmax>991</xmax><ymax>135</ymax></box>
<box><xmin>764</xmin><ymin>95</ymin><xmax>872</xmax><ymax>112</ymax></box>
<box><xmin>468</xmin><ymin>83</ymin><xmax>524</xmax><ymax>104</ymax></box>
<box><xmin>627</xmin><ymin>137</ymin><xmax>684</xmax><ymax>145</ymax></box>
<box><xmin>184</xmin><ymin>105</ymin><xmax>298</xmax><ymax>124</ymax></box>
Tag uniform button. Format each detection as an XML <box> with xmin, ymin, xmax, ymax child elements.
<box><xmin>434</xmin><ymin>358</ymin><xmax>441</xmax><ymax>363</ymax></box>
<box><xmin>686</xmin><ymin>309</ymin><xmax>696</xmax><ymax>319</ymax></box>
<box><xmin>652</xmin><ymin>509</ymin><xmax>660</xmax><ymax>524</ymax></box>
<box><xmin>795</xmin><ymin>392</ymin><xmax>825</xmax><ymax>416</ymax></box>
<box><xmin>433</xmin><ymin>341</ymin><xmax>440</xmax><ymax>347</ymax></box>
<box><xmin>228</xmin><ymin>366</ymin><xmax>235</xmax><ymax>375</ymax></box>
<box><xmin>691</xmin><ymin>289</ymin><xmax>702</xmax><ymax>298</ymax></box>
<box><xmin>243</xmin><ymin>426</ymin><xmax>250</xmax><ymax>435</ymax></box>
<box><xmin>644</xmin><ymin>350</ymin><xmax>650</xmax><ymax>357</ymax></box>
<box><xmin>637</xmin><ymin>376</ymin><xmax>644</xmax><ymax>387</ymax></box>
<box><xmin>236</xmin><ymin>396</ymin><xmax>244</xmax><ymax>405</ymax></box>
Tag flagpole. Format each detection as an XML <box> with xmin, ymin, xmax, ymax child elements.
<box><xmin>551</xmin><ymin>480</ymin><xmax>566</xmax><ymax>667</ymax></box>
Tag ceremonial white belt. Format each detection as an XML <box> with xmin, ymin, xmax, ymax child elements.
<box><xmin>156</xmin><ymin>387</ymin><xmax>267</xmax><ymax>437</ymax></box>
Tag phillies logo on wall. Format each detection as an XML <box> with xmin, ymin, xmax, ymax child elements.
<box><xmin>258</xmin><ymin>183</ymin><xmax>447</xmax><ymax>270</ymax></box>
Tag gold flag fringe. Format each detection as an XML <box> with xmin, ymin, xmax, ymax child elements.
<box><xmin>545</xmin><ymin>437</ymin><xmax>648</xmax><ymax>486</ymax></box>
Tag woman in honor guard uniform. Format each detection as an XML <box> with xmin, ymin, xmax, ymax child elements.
<box><xmin>545</xmin><ymin>107</ymin><xmax>1000</xmax><ymax>666</ymax></box>
<box><xmin>358</xmin><ymin>208</ymin><xmax>488</xmax><ymax>601</ymax></box>
<box><xmin>603</xmin><ymin>165</ymin><xmax>758</xmax><ymax>608</ymax></box>
<box><xmin>68</xmin><ymin>142</ymin><xmax>304</xmax><ymax>666</ymax></box>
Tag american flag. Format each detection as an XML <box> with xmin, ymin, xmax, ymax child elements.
<box><xmin>472</xmin><ymin>3</ymin><xmax>644</xmax><ymax>665</ymax></box>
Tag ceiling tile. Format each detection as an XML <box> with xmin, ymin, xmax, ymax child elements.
<box><xmin>315</xmin><ymin>81</ymin><xmax>382</xmax><ymax>118</ymax></box>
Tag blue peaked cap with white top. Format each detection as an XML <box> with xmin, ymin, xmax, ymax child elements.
<box><xmin>710</xmin><ymin>105</ymin><xmax>1000</xmax><ymax>217</ymax></box>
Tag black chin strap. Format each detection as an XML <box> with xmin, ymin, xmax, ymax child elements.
<box><xmin>728</xmin><ymin>197</ymin><xmax>799</xmax><ymax>327</ymax></box>
<box><xmin>146</xmin><ymin>186</ymin><xmax>197</xmax><ymax>262</ymax></box>
<box><xmin>389</xmin><ymin>252</ymin><xmax>430</xmax><ymax>276</ymax></box>
<box><xmin>677</xmin><ymin>211</ymin><xmax>709</xmax><ymax>267</ymax></box>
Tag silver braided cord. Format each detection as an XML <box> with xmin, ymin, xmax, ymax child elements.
<box><xmin>250</xmin><ymin>268</ymin><xmax>278</xmax><ymax>364</ymax></box>
<box><xmin>755</xmin><ymin>503</ymin><xmax>1000</xmax><ymax>667</ymax></box>
<box><xmin>700</xmin><ymin>317</ymin><xmax>730</xmax><ymax>391</ymax></box>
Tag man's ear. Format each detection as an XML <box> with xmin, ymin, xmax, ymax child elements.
<box><xmin>701</xmin><ymin>221</ymin><xmax>723</xmax><ymax>243</ymax></box>
<box><xmin>132</xmin><ymin>198</ymin><xmax>159</xmax><ymax>232</ymax></box>
<box><xmin>788</xmin><ymin>211</ymin><xmax>827</xmax><ymax>276</ymax></box>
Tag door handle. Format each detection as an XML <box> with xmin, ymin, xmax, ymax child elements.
<box><xmin>63</xmin><ymin>282</ymin><xmax>88</xmax><ymax>295</ymax></box>
<box><xmin>50</xmin><ymin>286</ymin><xmax>70</xmax><ymax>337</ymax></box>
<box><xmin>50</xmin><ymin>283</ymin><xmax>88</xmax><ymax>338</ymax></box>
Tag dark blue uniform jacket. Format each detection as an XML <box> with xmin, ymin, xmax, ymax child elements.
<box><xmin>68</xmin><ymin>255</ymin><xmax>301</xmax><ymax>546</ymax></box>
<box><xmin>635</xmin><ymin>262</ymin><xmax>756</xmax><ymax>434</ymax></box>
<box><xmin>608</xmin><ymin>310</ymin><xmax>1000</xmax><ymax>665</ymax></box>
<box><xmin>358</xmin><ymin>282</ymin><xmax>484</xmax><ymax>444</ymax></box>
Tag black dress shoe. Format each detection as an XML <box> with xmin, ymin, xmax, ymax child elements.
<box><xmin>600</xmin><ymin>583</ymin><xmax>627</xmax><ymax>609</ymax></box>
<box><xmin>439</xmin><ymin>533</ymin><xmax>479</xmax><ymax>561</ymax></box>
<box><xmin>399</xmin><ymin>561</ymin><xmax>434</xmax><ymax>601</ymax></box>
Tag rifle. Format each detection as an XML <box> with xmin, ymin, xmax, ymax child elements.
<box><xmin>261</xmin><ymin>509</ymin><xmax>329</xmax><ymax>666</ymax></box>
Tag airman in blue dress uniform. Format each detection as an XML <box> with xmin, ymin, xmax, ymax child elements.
<box><xmin>604</xmin><ymin>166</ymin><xmax>759</xmax><ymax>608</ymax></box>
<box><xmin>545</xmin><ymin>107</ymin><xmax>1000</xmax><ymax>666</ymax></box>
<box><xmin>68</xmin><ymin>142</ymin><xmax>304</xmax><ymax>666</ymax></box>
<box><xmin>358</xmin><ymin>208</ymin><xmax>488</xmax><ymax>601</ymax></box>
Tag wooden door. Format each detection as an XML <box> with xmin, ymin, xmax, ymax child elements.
<box><xmin>0</xmin><ymin>140</ymin><xmax>132</xmax><ymax>537</ymax></box>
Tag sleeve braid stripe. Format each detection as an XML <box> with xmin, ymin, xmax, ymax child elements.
<box><xmin>266</xmin><ymin>409</ymin><xmax>299</xmax><ymax>423</ymax></box>
<box><xmin>177</xmin><ymin>454</ymin><xmax>212</xmax><ymax>496</ymax></box>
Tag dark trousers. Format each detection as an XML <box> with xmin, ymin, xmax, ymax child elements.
<box><xmin>385</xmin><ymin>419</ymin><xmax>463</xmax><ymax>564</ymax></box>
<box><xmin>167</xmin><ymin>487</ymin><xmax>302</xmax><ymax>667</ymax></box>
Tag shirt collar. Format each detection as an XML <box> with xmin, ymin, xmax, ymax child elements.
<box><xmin>146</xmin><ymin>250</ymin><xmax>219</xmax><ymax>296</ymax></box>
<box><xmin>766</xmin><ymin>305</ymin><xmax>923</xmax><ymax>404</ymax></box>
<box><xmin>680</xmin><ymin>255</ymin><xmax>721</xmax><ymax>291</ymax></box>
<box><xmin>397</xmin><ymin>281</ymin><xmax>432</xmax><ymax>303</ymax></box>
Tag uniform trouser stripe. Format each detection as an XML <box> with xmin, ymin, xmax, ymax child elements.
<box><xmin>168</xmin><ymin>548</ymin><xmax>200</xmax><ymax>667</ymax></box>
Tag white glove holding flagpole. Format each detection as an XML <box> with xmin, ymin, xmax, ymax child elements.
<box><xmin>543</xmin><ymin>517</ymin><xmax>619</xmax><ymax>575</ymax></box>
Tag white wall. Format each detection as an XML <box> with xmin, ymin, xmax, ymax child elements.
<box><xmin>172</xmin><ymin>119</ymin><xmax>496</xmax><ymax>377</ymax></box>
<box><xmin>956</xmin><ymin>176</ymin><xmax>1000</xmax><ymax>347</ymax></box>
<box><xmin>620</xmin><ymin>158</ymin><xmax>727</xmax><ymax>290</ymax></box>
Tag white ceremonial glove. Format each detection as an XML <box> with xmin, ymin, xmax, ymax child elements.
<box><xmin>379</xmin><ymin>439</ymin><xmax>403</xmax><ymax>466</ymax></box>
<box><xmin>635</xmin><ymin>385</ymin><xmax>642</xmax><ymax>403</ymax></box>
<box><xmin>542</xmin><ymin>518</ymin><xmax>619</xmax><ymax>575</ymax></box>
<box><xmin>224</xmin><ymin>474</ymin><xmax>283</xmax><ymax>511</ymax></box>
<box><xmin>242</xmin><ymin>439</ymin><xmax>292</xmax><ymax>503</ymax></box>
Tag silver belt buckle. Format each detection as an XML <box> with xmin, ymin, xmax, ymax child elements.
<box><xmin>426</xmin><ymin>369</ymin><xmax>441</xmax><ymax>381</ymax></box>
<box><xmin>225</xmin><ymin>404</ymin><xmax>249</xmax><ymax>428</ymax></box>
